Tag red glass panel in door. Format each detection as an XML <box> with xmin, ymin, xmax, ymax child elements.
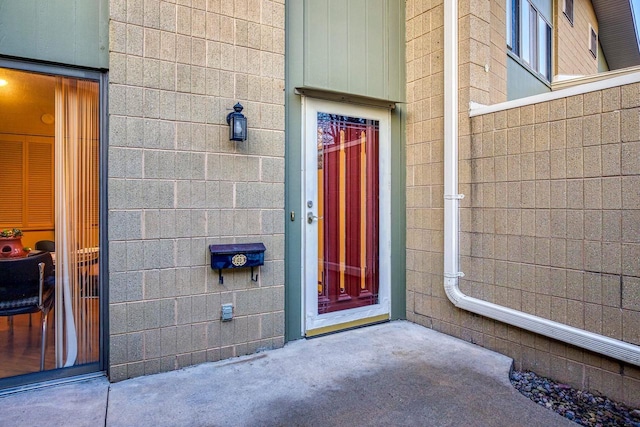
<box><xmin>316</xmin><ymin>113</ymin><xmax>379</xmax><ymax>314</ymax></box>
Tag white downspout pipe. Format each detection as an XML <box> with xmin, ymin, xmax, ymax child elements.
<box><xmin>443</xmin><ymin>0</ymin><xmax>461</xmax><ymax>299</ymax></box>
<box><xmin>442</xmin><ymin>1</ymin><xmax>640</xmax><ymax>366</ymax></box>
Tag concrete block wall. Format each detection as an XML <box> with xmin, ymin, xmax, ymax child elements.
<box><xmin>405</xmin><ymin>0</ymin><xmax>507</xmax><ymax>335</ymax></box>
<box><xmin>461</xmin><ymin>83</ymin><xmax>640</xmax><ymax>406</ymax></box>
<box><xmin>458</xmin><ymin>0</ymin><xmax>507</xmax><ymax>107</ymax></box>
<box><xmin>107</xmin><ymin>0</ymin><xmax>285</xmax><ymax>381</ymax></box>
<box><xmin>405</xmin><ymin>0</ymin><xmax>446</xmax><ymax>328</ymax></box>
<box><xmin>555</xmin><ymin>0</ymin><xmax>599</xmax><ymax>77</ymax></box>
<box><xmin>406</xmin><ymin>0</ymin><xmax>640</xmax><ymax>408</ymax></box>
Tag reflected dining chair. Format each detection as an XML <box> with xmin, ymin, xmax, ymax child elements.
<box><xmin>0</xmin><ymin>252</ymin><xmax>55</xmax><ymax>371</ymax></box>
<box><xmin>35</xmin><ymin>240</ymin><xmax>56</xmax><ymax>252</ymax></box>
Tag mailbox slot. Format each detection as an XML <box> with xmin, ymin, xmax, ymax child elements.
<box><xmin>209</xmin><ymin>243</ymin><xmax>266</xmax><ymax>284</ymax></box>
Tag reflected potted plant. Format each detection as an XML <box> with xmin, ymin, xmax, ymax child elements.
<box><xmin>0</xmin><ymin>228</ymin><xmax>29</xmax><ymax>258</ymax></box>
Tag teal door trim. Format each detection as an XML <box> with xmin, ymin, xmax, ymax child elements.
<box><xmin>284</xmin><ymin>0</ymin><xmax>305</xmax><ymax>341</ymax></box>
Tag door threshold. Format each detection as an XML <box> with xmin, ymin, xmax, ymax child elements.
<box><xmin>305</xmin><ymin>314</ymin><xmax>389</xmax><ymax>338</ymax></box>
<box><xmin>0</xmin><ymin>372</ymin><xmax>106</xmax><ymax>397</ymax></box>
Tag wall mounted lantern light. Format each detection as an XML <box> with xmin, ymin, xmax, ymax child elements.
<box><xmin>226</xmin><ymin>102</ymin><xmax>247</xmax><ymax>141</ymax></box>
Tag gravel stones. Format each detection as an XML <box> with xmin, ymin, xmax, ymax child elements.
<box><xmin>511</xmin><ymin>370</ymin><xmax>640</xmax><ymax>426</ymax></box>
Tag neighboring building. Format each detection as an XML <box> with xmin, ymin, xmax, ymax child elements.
<box><xmin>507</xmin><ymin>0</ymin><xmax>640</xmax><ymax>99</ymax></box>
<box><xmin>0</xmin><ymin>0</ymin><xmax>639</xmax><ymax>409</ymax></box>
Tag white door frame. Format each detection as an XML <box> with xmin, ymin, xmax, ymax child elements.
<box><xmin>301</xmin><ymin>96</ymin><xmax>391</xmax><ymax>335</ymax></box>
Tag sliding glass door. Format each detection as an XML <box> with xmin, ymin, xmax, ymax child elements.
<box><xmin>0</xmin><ymin>65</ymin><xmax>103</xmax><ymax>384</ymax></box>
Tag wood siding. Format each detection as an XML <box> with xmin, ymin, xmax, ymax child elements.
<box><xmin>0</xmin><ymin>1</ymin><xmax>108</xmax><ymax>69</ymax></box>
<box><xmin>303</xmin><ymin>0</ymin><xmax>405</xmax><ymax>102</ymax></box>
<box><xmin>555</xmin><ymin>0</ymin><xmax>599</xmax><ymax>77</ymax></box>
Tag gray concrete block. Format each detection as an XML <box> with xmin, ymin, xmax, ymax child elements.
<box><xmin>192</xmin><ymin>323</ymin><xmax>207</xmax><ymax>351</ymax></box>
<box><xmin>176</xmin><ymin>324</ymin><xmax>193</xmax><ymax>353</ymax></box>
<box><xmin>110</xmin><ymin>334</ymin><xmax>128</xmax><ymax>365</ymax></box>
<box><xmin>126</xmin><ymin>86</ymin><xmax>144</xmax><ymax>117</ymax></box>
<box><xmin>143</xmin><ymin>300</ymin><xmax>161</xmax><ymax>330</ymax></box>
<box><xmin>176</xmin><ymin>296</ymin><xmax>192</xmax><ymax>325</ymax></box>
<box><xmin>159</xmin><ymin>298</ymin><xmax>176</xmax><ymax>327</ymax></box>
<box><xmin>127</xmin><ymin>332</ymin><xmax>144</xmax><ymax>362</ymax></box>
<box><xmin>143</xmin><ymin>270</ymin><xmax>161</xmax><ymax>299</ymax></box>
<box><xmin>127</xmin><ymin>302</ymin><xmax>145</xmax><ymax>332</ymax></box>
<box><xmin>175</xmin><ymin>93</ymin><xmax>191</xmax><ymax>121</ymax></box>
<box><xmin>110</xmin><ymin>303</ymin><xmax>128</xmax><ymax>335</ymax></box>
<box><xmin>160</xmin><ymin>326</ymin><xmax>177</xmax><ymax>357</ymax></box>
<box><xmin>109</xmin><ymin>241</ymin><xmax>128</xmax><ymax>273</ymax></box>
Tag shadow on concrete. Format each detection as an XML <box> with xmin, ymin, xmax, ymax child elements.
<box><xmin>0</xmin><ymin>321</ymin><xmax>574</xmax><ymax>427</ymax></box>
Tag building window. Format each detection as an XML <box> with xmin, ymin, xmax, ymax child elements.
<box><xmin>506</xmin><ymin>0</ymin><xmax>517</xmax><ymax>50</ymax></box>
<box><xmin>589</xmin><ymin>26</ymin><xmax>598</xmax><ymax>58</ymax></box>
<box><xmin>507</xmin><ymin>0</ymin><xmax>552</xmax><ymax>82</ymax></box>
<box><xmin>563</xmin><ymin>0</ymin><xmax>574</xmax><ymax>25</ymax></box>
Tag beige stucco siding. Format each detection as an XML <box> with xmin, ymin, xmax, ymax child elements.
<box><xmin>107</xmin><ymin>0</ymin><xmax>286</xmax><ymax>381</ymax></box>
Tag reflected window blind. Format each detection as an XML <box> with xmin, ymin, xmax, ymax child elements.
<box><xmin>28</xmin><ymin>140</ymin><xmax>54</xmax><ymax>225</ymax></box>
<box><xmin>0</xmin><ymin>138</ymin><xmax>24</xmax><ymax>226</ymax></box>
<box><xmin>0</xmin><ymin>135</ymin><xmax>53</xmax><ymax>229</ymax></box>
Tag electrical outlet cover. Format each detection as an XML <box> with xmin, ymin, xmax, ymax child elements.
<box><xmin>221</xmin><ymin>303</ymin><xmax>233</xmax><ymax>321</ymax></box>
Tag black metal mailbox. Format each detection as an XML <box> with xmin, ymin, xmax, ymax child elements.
<box><xmin>209</xmin><ymin>243</ymin><xmax>266</xmax><ymax>284</ymax></box>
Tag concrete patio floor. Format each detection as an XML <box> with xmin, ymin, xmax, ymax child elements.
<box><xmin>0</xmin><ymin>321</ymin><xmax>574</xmax><ymax>426</ymax></box>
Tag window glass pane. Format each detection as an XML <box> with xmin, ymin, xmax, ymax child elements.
<box><xmin>529</xmin><ymin>5</ymin><xmax>538</xmax><ymax>69</ymax></box>
<box><xmin>564</xmin><ymin>0</ymin><xmax>574</xmax><ymax>24</ymax></box>
<box><xmin>521</xmin><ymin>1</ymin><xmax>531</xmax><ymax>64</ymax></box>
<box><xmin>506</xmin><ymin>0</ymin><xmax>512</xmax><ymax>48</ymax></box>
<box><xmin>538</xmin><ymin>17</ymin><xmax>550</xmax><ymax>79</ymax></box>
<box><xmin>316</xmin><ymin>113</ymin><xmax>379</xmax><ymax>314</ymax></box>
<box><xmin>511</xmin><ymin>0</ymin><xmax>521</xmax><ymax>54</ymax></box>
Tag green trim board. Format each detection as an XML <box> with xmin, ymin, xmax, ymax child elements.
<box><xmin>302</xmin><ymin>0</ymin><xmax>405</xmax><ymax>103</ymax></box>
<box><xmin>284</xmin><ymin>0</ymin><xmax>305</xmax><ymax>342</ymax></box>
<box><xmin>390</xmin><ymin>103</ymin><xmax>406</xmax><ymax>321</ymax></box>
<box><xmin>294</xmin><ymin>87</ymin><xmax>400</xmax><ymax>109</ymax></box>
<box><xmin>284</xmin><ymin>0</ymin><xmax>406</xmax><ymax>341</ymax></box>
<box><xmin>0</xmin><ymin>0</ymin><xmax>108</xmax><ymax>69</ymax></box>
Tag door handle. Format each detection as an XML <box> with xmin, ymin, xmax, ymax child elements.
<box><xmin>307</xmin><ymin>212</ymin><xmax>318</xmax><ymax>224</ymax></box>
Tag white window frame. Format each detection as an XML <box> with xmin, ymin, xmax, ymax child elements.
<box><xmin>537</xmin><ymin>14</ymin><xmax>551</xmax><ymax>80</ymax></box>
